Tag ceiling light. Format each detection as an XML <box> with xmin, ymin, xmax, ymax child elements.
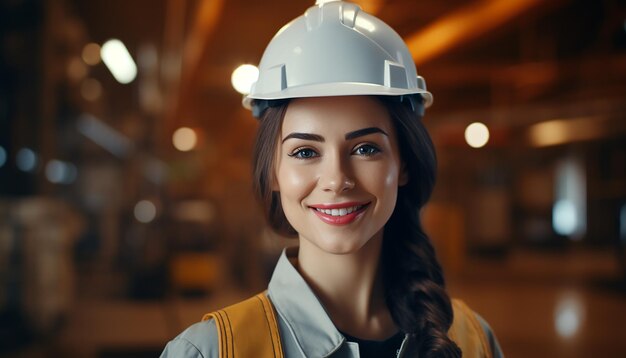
<box><xmin>173</xmin><ymin>127</ymin><xmax>198</xmax><ymax>152</ymax></box>
<box><xmin>231</xmin><ymin>64</ymin><xmax>259</xmax><ymax>95</ymax></box>
<box><xmin>101</xmin><ymin>39</ymin><xmax>138</xmax><ymax>84</ymax></box>
<box><xmin>464</xmin><ymin>122</ymin><xmax>490</xmax><ymax>148</ymax></box>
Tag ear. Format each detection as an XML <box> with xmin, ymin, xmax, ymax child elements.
<box><xmin>398</xmin><ymin>162</ymin><xmax>409</xmax><ymax>186</ymax></box>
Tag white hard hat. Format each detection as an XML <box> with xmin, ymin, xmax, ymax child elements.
<box><xmin>244</xmin><ymin>0</ymin><xmax>433</xmax><ymax>116</ymax></box>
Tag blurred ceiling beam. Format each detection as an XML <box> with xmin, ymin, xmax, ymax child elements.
<box><xmin>161</xmin><ymin>0</ymin><xmax>187</xmax><ymax>92</ymax></box>
<box><xmin>406</xmin><ymin>0</ymin><xmax>556</xmax><ymax>65</ymax></box>
<box><xmin>353</xmin><ymin>0</ymin><xmax>384</xmax><ymax>14</ymax></box>
<box><xmin>380</xmin><ymin>1</ymin><xmax>461</xmax><ymax>25</ymax></box>
<box><xmin>165</xmin><ymin>0</ymin><xmax>224</xmax><ymax>135</ymax></box>
<box><xmin>426</xmin><ymin>54</ymin><xmax>626</xmax><ymax>88</ymax></box>
<box><xmin>181</xmin><ymin>0</ymin><xmax>225</xmax><ymax>83</ymax></box>
<box><xmin>527</xmin><ymin>116</ymin><xmax>613</xmax><ymax>147</ymax></box>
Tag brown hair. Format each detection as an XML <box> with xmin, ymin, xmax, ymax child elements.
<box><xmin>251</xmin><ymin>97</ymin><xmax>461</xmax><ymax>357</ymax></box>
<box><xmin>251</xmin><ymin>102</ymin><xmax>297</xmax><ymax>237</ymax></box>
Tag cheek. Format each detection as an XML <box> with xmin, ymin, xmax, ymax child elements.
<box><xmin>276</xmin><ymin>164</ymin><xmax>316</xmax><ymax>200</ymax></box>
<box><xmin>385</xmin><ymin>166</ymin><xmax>400</xmax><ymax>186</ymax></box>
<box><xmin>356</xmin><ymin>160</ymin><xmax>401</xmax><ymax>193</ymax></box>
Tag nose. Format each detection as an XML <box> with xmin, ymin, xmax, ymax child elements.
<box><xmin>318</xmin><ymin>153</ymin><xmax>355</xmax><ymax>193</ymax></box>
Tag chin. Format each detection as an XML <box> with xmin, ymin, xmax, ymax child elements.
<box><xmin>305</xmin><ymin>232</ymin><xmax>371</xmax><ymax>255</ymax></box>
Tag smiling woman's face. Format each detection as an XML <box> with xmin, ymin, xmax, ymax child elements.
<box><xmin>274</xmin><ymin>96</ymin><xmax>407</xmax><ymax>255</ymax></box>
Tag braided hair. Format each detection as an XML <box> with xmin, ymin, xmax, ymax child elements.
<box><xmin>252</xmin><ymin>97</ymin><xmax>461</xmax><ymax>357</ymax></box>
<box><xmin>380</xmin><ymin>97</ymin><xmax>461</xmax><ymax>357</ymax></box>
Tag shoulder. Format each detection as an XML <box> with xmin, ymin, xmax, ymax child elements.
<box><xmin>450</xmin><ymin>299</ymin><xmax>505</xmax><ymax>358</ymax></box>
<box><xmin>160</xmin><ymin>319</ymin><xmax>219</xmax><ymax>358</ymax></box>
<box><xmin>473</xmin><ymin>312</ymin><xmax>505</xmax><ymax>358</ymax></box>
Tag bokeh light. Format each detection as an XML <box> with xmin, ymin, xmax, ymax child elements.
<box><xmin>0</xmin><ymin>146</ymin><xmax>6</xmax><ymax>168</ymax></box>
<box><xmin>45</xmin><ymin>159</ymin><xmax>78</xmax><ymax>184</ymax></box>
<box><xmin>81</xmin><ymin>78</ymin><xmax>103</xmax><ymax>101</ymax></box>
<box><xmin>16</xmin><ymin>148</ymin><xmax>38</xmax><ymax>172</ymax></box>
<box><xmin>134</xmin><ymin>200</ymin><xmax>157</xmax><ymax>223</ymax></box>
<box><xmin>172</xmin><ymin>127</ymin><xmax>197</xmax><ymax>152</ymax></box>
<box><xmin>553</xmin><ymin>200</ymin><xmax>577</xmax><ymax>236</ymax></box>
<box><xmin>231</xmin><ymin>64</ymin><xmax>259</xmax><ymax>95</ymax></box>
<box><xmin>82</xmin><ymin>42</ymin><xmax>101</xmax><ymax>65</ymax></box>
<box><xmin>554</xmin><ymin>157</ymin><xmax>586</xmax><ymax>240</ymax></box>
<box><xmin>464</xmin><ymin>122</ymin><xmax>490</xmax><ymax>148</ymax></box>
<box><xmin>101</xmin><ymin>39</ymin><xmax>137</xmax><ymax>84</ymax></box>
<box><xmin>554</xmin><ymin>293</ymin><xmax>585</xmax><ymax>339</ymax></box>
<box><xmin>67</xmin><ymin>57</ymin><xmax>87</xmax><ymax>82</ymax></box>
<box><xmin>619</xmin><ymin>204</ymin><xmax>626</xmax><ymax>243</ymax></box>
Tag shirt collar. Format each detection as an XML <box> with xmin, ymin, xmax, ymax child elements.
<box><xmin>268</xmin><ymin>247</ymin><xmax>346</xmax><ymax>357</ymax></box>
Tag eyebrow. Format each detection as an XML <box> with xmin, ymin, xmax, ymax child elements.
<box><xmin>345</xmin><ymin>127</ymin><xmax>388</xmax><ymax>140</ymax></box>
<box><xmin>281</xmin><ymin>126</ymin><xmax>388</xmax><ymax>143</ymax></box>
<box><xmin>282</xmin><ymin>133</ymin><xmax>325</xmax><ymax>143</ymax></box>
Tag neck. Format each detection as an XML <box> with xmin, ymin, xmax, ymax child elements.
<box><xmin>296</xmin><ymin>231</ymin><xmax>397</xmax><ymax>340</ymax></box>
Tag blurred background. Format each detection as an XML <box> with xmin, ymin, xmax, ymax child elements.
<box><xmin>1</xmin><ymin>0</ymin><xmax>625</xmax><ymax>357</ymax></box>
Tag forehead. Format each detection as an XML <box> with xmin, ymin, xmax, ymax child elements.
<box><xmin>281</xmin><ymin>96</ymin><xmax>393</xmax><ymax>135</ymax></box>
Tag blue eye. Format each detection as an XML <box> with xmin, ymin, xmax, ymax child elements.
<box><xmin>354</xmin><ymin>144</ymin><xmax>380</xmax><ymax>156</ymax></box>
<box><xmin>289</xmin><ymin>148</ymin><xmax>318</xmax><ymax>159</ymax></box>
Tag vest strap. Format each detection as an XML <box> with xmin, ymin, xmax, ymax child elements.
<box><xmin>203</xmin><ymin>292</ymin><xmax>284</xmax><ymax>358</ymax></box>
<box><xmin>449</xmin><ymin>299</ymin><xmax>493</xmax><ymax>358</ymax></box>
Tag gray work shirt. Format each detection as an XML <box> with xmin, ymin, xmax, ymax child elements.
<box><xmin>161</xmin><ymin>247</ymin><xmax>504</xmax><ymax>357</ymax></box>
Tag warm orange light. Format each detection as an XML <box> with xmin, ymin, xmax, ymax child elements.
<box><xmin>351</xmin><ymin>0</ymin><xmax>383</xmax><ymax>14</ymax></box>
<box><xmin>406</xmin><ymin>0</ymin><xmax>543</xmax><ymax>65</ymax></box>
<box><xmin>82</xmin><ymin>43</ymin><xmax>101</xmax><ymax>65</ymax></box>
<box><xmin>528</xmin><ymin>117</ymin><xmax>603</xmax><ymax>147</ymax></box>
<box><xmin>67</xmin><ymin>57</ymin><xmax>87</xmax><ymax>82</ymax></box>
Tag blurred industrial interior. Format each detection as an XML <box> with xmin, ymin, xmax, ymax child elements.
<box><xmin>1</xmin><ymin>0</ymin><xmax>625</xmax><ymax>357</ymax></box>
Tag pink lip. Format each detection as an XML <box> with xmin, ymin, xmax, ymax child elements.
<box><xmin>309</xmin><ymin>202</ymin><xmax>370</xmax><ymax>226</ymax></box>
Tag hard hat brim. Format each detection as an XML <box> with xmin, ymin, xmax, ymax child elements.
<box><xmin>243</xmin><ymin>82</ymin><xmax>433</xmax><ymax>110</ymax></box>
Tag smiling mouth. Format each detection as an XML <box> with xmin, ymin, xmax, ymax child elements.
<box><xmin>313</xmin><ymin>204</ymin><xmax>366</xmax><ymax>217</ymax></box>
<box><xmin>309</xmin><ymin>202</ymin><xmax>370</xmax><ymax>225</ymax></box>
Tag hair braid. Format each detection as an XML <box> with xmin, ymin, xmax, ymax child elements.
<box><xmin>381</xmin><ymin>98</ymin><xmax>462</xmax><ymax>357</ymax></box>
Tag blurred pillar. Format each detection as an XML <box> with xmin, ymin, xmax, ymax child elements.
<box><xmin>468</xmin><ymin>186</ymin><xmax>512</xmax><ymax>252</ymax></box>
<box><xmin>423</xmin><ymin>202</ymin><xmax>466</xmax><ymax>276</ymax></box>
<box><xmin>10</xmin><ymin>198</ymin><xmax>84</xmax><ymax>334</ymax></box>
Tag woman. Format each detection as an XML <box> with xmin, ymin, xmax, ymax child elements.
<box><xmin>162</xmin><ymin>1</ymin><xmax>503</xmax><ymax>357</ymax></box>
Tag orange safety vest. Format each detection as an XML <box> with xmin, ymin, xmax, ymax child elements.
<box><xmin>203</xmin><ymin>293</ymin><xmax>492</xmax><ymax>358</ymax></box>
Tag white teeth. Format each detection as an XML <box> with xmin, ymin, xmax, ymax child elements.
<box><xmin>315</xmin><ymin>205</ymin><xmax>363</xmax><ymax>217</ymax></box>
